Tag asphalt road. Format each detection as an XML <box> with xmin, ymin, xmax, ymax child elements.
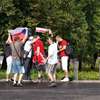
<box><xmin>0</xmin><ymin>81</ymin><xmax>100</xmax><ymax>100</ymax></box>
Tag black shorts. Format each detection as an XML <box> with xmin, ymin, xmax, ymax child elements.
<box><xmin>37</xmin><ymin>64</ymin><xmax>45</xmax><ymax>71</ymax></box>
<box><xmin>32</xmin><ymin>63</ymin><xmax>45</xmax><ymax>72</ymax></box>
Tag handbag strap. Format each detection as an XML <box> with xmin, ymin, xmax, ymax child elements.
<box><xmin>24</xmin><ymin>47</ymin><xmax>32</xmax><ymax>58</ymax></box>
<box><xmin>13</xmin><ymin>41</ymin><xmax>22</xmax><ymax>60</ymax></box>
<box><xmin>10</xmin><ymin>34</ymin><xmax>22</xmax><ymax>59</ymax></box>
<box><xmin>24</xmin><ymin>43</ymin><xmax>33</xmax><ymax>58</ymax></box>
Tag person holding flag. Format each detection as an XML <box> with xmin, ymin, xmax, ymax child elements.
<box><xmin>7</xmin><ymin>27</ymin><xmax>28</xmax><ymax>86</ymax></box>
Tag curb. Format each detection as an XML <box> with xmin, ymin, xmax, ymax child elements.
<box><xmin>0</xmin><ymin>79</ymin><xmax>100</xmax><ymax>83</ymax></box>
<box><xmin>72</xmin><ymin>80</ymin><xmax>100</xmax><ymax>83</ymax></box>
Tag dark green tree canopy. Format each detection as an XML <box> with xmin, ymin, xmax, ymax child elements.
<box><xmin>0</xmin><ymin>0</ymin><xmax>100</xmax><ymax>67</ymax></box>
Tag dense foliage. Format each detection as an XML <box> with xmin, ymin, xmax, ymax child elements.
<box><xmin>0</xmin><ymin>0</ymin><xmax>100</xmax><ymax>68</ymax></box>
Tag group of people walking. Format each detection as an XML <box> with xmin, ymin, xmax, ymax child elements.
<box><xmin>5</xmin><ymin>32</ymin><xmax>69</xmax><ymax>87</ymax></box>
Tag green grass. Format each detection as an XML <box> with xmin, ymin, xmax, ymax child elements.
<box><xmin>0</xmin><ymin>70</ymin><xmax>6</xmax><ymax>79</ymax></box>
<box><xmin>69</xmin><ymin>70</ymin><xmax>99</xmax><ymax>80</ymax></box>
<box><xmin>0</xmin><ymin>67</ymin><xmax>100</xmax><ymax>80</ymax></box>
<box><xmin>78</xmin><ymin>71</ymin><xmax>99</xmax><ymax>80</ymax></box>
<box><xmin>69</xmin><ymin>66</ymin><xmax>100</xmax><ymax>80</ymax></box>
<box><xmin>1</xmin><ymin>57</ymin><xmax>100</xmax><ymax>80</ymax></box>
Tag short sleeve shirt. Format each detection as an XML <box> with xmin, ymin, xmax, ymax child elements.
<box><xmin>33</xmin><ymin>39</ymin><xmax>44</xmax><ymax>55</ymax></box>
<box><xmin>58</xmin><ymin>40</ymin><xmax>68</xmax><ymax>57</ymax></box>
<box><xmin>24</xmin><ymin>40</ymin><xmax>32</xmax><ymax>58</ymax></box>
<box><xmin>48</xmin><ymin>43</ymin><xmax>58</xmax><ymax>64</ymax></box>
<box><xmin>32</xmin><ymin>39</ymin><xmax>45</xmax><ymax>64</ymax></box>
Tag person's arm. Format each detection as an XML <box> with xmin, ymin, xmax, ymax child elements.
<box><xmin>46</xmin><ymin>46</ymin><xmax>53</xmax><ymax>60</ymax></box>
<box><xmin>37</xmin><ymin>48</ymin><xmax>46</xmax><ymax>63</ymax></box>
<box><xmin>6</xmin><ymin>34</ymin><xmax>12</xmax><ymax>44</ymax></box>
<box><xmin>32</xmin><ymin>37</ymin><xmax>40</xmax><ymax>43</ymax></box>
<box><xmin>21</xmin><ymin>28</ymin><xmax>28</xmax><ymax>43</ymax></box>
<box><xmin>58</xmin><ymin>45</ymin><xmax>66</xmax><ymax>52</ymax></box>
<box><xmin>46</xmin><ymin>55</ymin><xmax>53</xmax><ymax>61</ymax></box>
<box><xmin>36</xmin><ymin>46</ymin><xmax>40</xmax><ymax>56</ymax></box>
<box><xmin>40</xmin><ymin>52</ymin><xmax>46</xmax><ymax>62</ymax></box>
<box><xmin>47</xmin><ymin>48</ymin><xmax>53</xmax><ymax>60</ymax></box>
<box><xmin>21</xmin><ymin>35</ymin><xmax>28</xmax><ymax>43</ymax></box>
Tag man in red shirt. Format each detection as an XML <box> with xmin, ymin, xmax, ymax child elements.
<box><xmin>32</xmin><ymin>35</ymin><xmax>46</xmax><ymax>80</ymax></box>
<box><xmin>56</xmin><ymin>35</ymin><xmax>69</xmax><ymax>82</ymax></box>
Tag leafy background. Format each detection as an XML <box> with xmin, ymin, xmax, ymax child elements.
<box><xmin>0</xmin><ymin>0</ymin><xmax>100</xmax><ymax>69</ymax></box>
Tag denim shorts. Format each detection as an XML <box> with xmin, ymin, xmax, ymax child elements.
<box><xmin>12</xmin><ymin>58</ymin><xmax>25</xmax><ymax>74</ymax></box>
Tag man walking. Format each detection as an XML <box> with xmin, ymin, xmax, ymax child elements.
<box><xmin>56</xmin><ymin>35</ymin><xmax>69</xmax><ymax>82</ymax></box>
<box><xmin>46</xmin><ymin>37</ymin><xmax>58</xmax><ymax>86</ymax></box>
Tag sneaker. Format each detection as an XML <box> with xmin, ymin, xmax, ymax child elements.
<box><xmin>10</xmin><ymin>78</ymin><xmax>14</xmax><ymax>82</ymax></box>
<box><xmin>38</xmin><ymin>77</ymin><xmax>43</xmax><ymax>82</ymax></box>
<box><xmin>13</xmin><ymin>83</ymin><xmax>17</xmax><ymax>87</ymax></box>
<box><xmin>61</xmin><ymin>77</ymin><xmax>69</xmax><ymax>82</ymax></box>
<box><xmin>48</xmin><ymin>82</ymin><xmax>57</xmax><ymax>87</ymax></box>
<box><xmin>17</xmin><ymin>83</ymin><xmax>23</xmax><ymax>87</ymax></box>
<box><xmin>6</xmin><ymin>79</ymin><xmax>10</xmax><ymax>82</ymax></box>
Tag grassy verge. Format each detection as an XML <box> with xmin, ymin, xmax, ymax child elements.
<box><xmin>0</xmin><ymin>67</ymin><xmax>100</xmax><ymax>80</ymax></box>
<box><xmin>0</xmin><ymin>70</ymin><xmax>6</xmax><ymax>79</ymax></box>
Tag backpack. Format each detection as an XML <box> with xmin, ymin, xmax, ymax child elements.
<box><xmin>65</xmin><ymin>44</ymin><xmax>73</xmax><ymax>55</ymax></box>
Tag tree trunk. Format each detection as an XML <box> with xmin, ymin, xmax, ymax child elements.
<box><xmin>91</xmin><ymin>53</ymin><xmax>97</xmax><ymax>70</ymax></box>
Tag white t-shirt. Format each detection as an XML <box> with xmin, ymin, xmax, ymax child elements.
<box><xmin>24</xmin><ymin>40</ymin><xmax>32</xmax><ymax>58</ymax></box>
<box><xmin>48</xmin><ymin>42</ymin><xmax>58</xmax><ymax>65</ymax></box>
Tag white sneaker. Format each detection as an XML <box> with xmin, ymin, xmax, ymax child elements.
<box><xmin>61</xmin><ymin>77</ymin><xmax>69</xmax><ymax>82</ymax></box>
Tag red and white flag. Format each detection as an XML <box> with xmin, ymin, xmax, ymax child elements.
<box><xmin>36</xmin><ymin>27</ymin><xmax>52</xmax><ymax>34</ymax></box>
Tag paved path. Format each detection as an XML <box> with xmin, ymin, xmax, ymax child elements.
<box><xmin>0</xmin><ymin>81</ymin><xmax>100</xmax><ymax>100</ymax></box>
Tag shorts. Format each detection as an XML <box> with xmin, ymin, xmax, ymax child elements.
<box><xmin>46</xmin><ymin>64</ymin><xmax>56</xmax><ymax>74</ymax></box>
<box><xmin>6</xmin><ymin>56</ymin><xmax>12</xmax><ymax>74</ymax></box>
<box><xmin>36</xmin><ymin>64</ymin><xmax>45</xmax><ymax>72</ymax></box>
<box><xmin>61</xmin><ymin>56</ymin><xmax>69</xmax><ymax>71</ymax></box>
<box><xmin>12</xmin><ymin>59</ymin><xmax>25</xmax><ymax>74</ymax></box>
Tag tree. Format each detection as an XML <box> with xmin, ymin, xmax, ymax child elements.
<box><xmin>82</xmin><ymin>0</ymin><xmax>100</xmax><ymax>69</ymax></box>
<box><xmin>0</xmin><ymin>0</ymin><xmax>99</xmax><ymax>70</ymax></box>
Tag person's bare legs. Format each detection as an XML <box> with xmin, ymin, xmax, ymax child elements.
<box><xmin>53</xmin><ymin>73</ymin><xmax>56</xmax><ymax>82</ymax></box>
<box><xmin>6</xmin><ymin>56</ymin><xmax>12</xmax><ymax>81</ymax></box>
<box><xmin>6</xmin><ymin>73</ymin><xmax>10</xmax><ymax>81</ymax></box>
<box><xmin>38</xmin><ymin>71</ymin><xmax>42</xmax><ymax>78</ymax></box>
<box><xmin>64</xmin><ymin>70</ymin><xmax>68</xmax><ymax>78</ymax></box>
<box><xmin>48</xmin><ymin>73</ymin><xmax>54</xmax><ymax>82</ymax></box>
<box><xmin>61</xmin><ymin>56</ymin><xmax>69</xmax><ymax>82</ymax></box>
<box><xmin>13</xmin><ymin>73</ymin><xmax>18</xmax><ymax>84</ymax></box>
<box><xmin>18</xmin><ymin>74</ymin><xmax>23</xmax><ymax>84</ymax></box>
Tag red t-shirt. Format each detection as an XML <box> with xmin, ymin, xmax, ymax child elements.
<box><xmin>32</xmin><ymin>39</ymin><xmax>45</xmax><ymax>64</ymax></box>
<box><xmin>58</xmin><ymin>40</ymin><xmax>68</xmax><ymax>57</ymax></box>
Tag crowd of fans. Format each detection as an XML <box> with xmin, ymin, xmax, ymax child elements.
<box><xmin>5</xmin><ymin>30</ymin><xmax>69</xmax><ymax>87</ymax></box>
